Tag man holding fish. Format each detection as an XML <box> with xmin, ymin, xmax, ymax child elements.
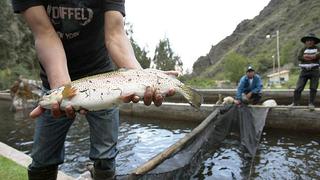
<box><xmin>11</xmin><ymin>0</ymin><xmax>180</xmax><ymax>179</ymax></box>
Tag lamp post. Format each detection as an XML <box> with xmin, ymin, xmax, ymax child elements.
<box><xmin>272</xmin><ymin>55</ymin><xmax>275</xmax><ymax>74</ymax></box>
<box><xmin>266</xmin><ymin>30</ymin><xmax>281</xmax><ymax>83</ymax></box>
<box><xmin>276</xmin><ymin>30</ymin><xmax>280</xmax><ymax>78</ymax></box>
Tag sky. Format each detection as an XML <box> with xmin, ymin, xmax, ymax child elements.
<box><xmin>125</xmin><ymin>0</ymin><xmax>271</xmax><ymax>72</ymax></box>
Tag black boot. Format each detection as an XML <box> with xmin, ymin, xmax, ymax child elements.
<box><xmin>28</xmin><ymin>165</ymin><xmax>58</xmax><ymax>180</ymax></box>
<box><xmin>87</xmin><ymin>163</ymin><xmax>115</xmax><ymax>180</ymax></box>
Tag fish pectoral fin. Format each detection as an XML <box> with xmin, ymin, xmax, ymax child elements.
<box><xmin>62</xmin><ymin>84</ymin><xmax>77</xmax><ymax>100</ymax></box>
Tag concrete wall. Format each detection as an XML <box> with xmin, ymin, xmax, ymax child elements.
<box><xmin>120</xmin><ymin>103</ymin><xmax>320</xmax><ymax>132</ymax></box>
<box><xmin>165</xmin><ymin>89</ymin><xmax>320</xmax><ymax>106</ymax></box>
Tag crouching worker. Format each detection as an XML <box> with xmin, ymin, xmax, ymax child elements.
<box><xmin>234</xmin><ymin>66</ymin><xmax>263</xmax><ymax>105</ymax></box>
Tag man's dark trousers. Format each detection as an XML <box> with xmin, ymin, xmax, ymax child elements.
<box><xmin>293</xmin><ymin>67</ymin><xmax>319</xmax><ymax>105</ymax></box>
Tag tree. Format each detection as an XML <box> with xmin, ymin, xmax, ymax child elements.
<box><xmin>223</xmin><ymin>52</ymin><xmax>249</xmax><ymax>83</ymax></box>
<box><xmin>125</xmin><ymin>22</ymin><xmax>151</xmax><ymax>69</ymax></box>
<box><xmin>130</xmin><ymin>37</ymin><xmax>151</xmax><ymax>68</ymax></box>
<box><xmin>153</xmin><ymin>37</ymin><xmax>183</xmax><ymax>71</ymax></box>
<box><xmin>0</xmin><ymin>0</ymin><xmax>38</xmax><ymax>89</ymax></box>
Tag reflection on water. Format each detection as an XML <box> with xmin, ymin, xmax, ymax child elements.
<box><xmin>116</xmin><ymin>119</ymin><xmax>192</xmax><ymax>175</ymax></box>
<box><xmin>0</xmin><ymin>101</ymin><xmax>34</xmax><ymax>153</ymax></box>
<box><xmin>1</xmin><ymin>101</ymin><xmax>320</xmax><ymax>179</ymax></box>
<box><xmin>253</xmin><ymin>130</ymin><xmax>320</xmax><ymax>179</ymax></box>
<box><xmin>194</xmin><ymin>131</ymin><xmax>320</xmax><ymax>179</ymax></box>
<box><xmin>0</xmin><ymin>101</ymin><xmax>195</xmax><ymax>177</ymax></box>
<box><xmin>192</xmin><ymin>136</ymin><xmax>253</xmax><ymax>180</ymax></box>
<box><xmin>61</xmin><ymin>115</ymin><xmax>195</xmax><ymax>177</ymax></box>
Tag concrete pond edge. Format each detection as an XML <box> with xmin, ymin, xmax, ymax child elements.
<box><xmin>0</xmin><ymin>142</ymin><xmax>74</xmax><ymax>180</ymax></box>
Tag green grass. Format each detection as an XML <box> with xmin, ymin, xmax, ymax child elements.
<box><xmin>184</xmin><ymin>77</ymin><xmax>217</xmax><ymax>88</ymax></box>
<box><xmin>0</xmin><ymin>156</ymin><xmax>27</xmax><ymax>180</ymax></box>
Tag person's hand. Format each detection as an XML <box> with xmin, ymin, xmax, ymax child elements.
<box><xmin>303</xmin><ymin>54</ymin><xmax>316</xmax><ymax>61</ymax></box>
<box><xmin>30</xmin><ymin>102</ymin><xmax>87</xmax><ymax>119</ymax></box>
<box><xmin>121</xmin><ymin>70</ymin><xmax>179</xmax><ymax>106</ymax></box>
<box><xmin>234</xmin><ymin>100</ymin><xmax>241</xmax><ymax>105</ymax></box>
<box><xmin>246</xmin><ymin>92</ymin><xmax>252</xmax><ymax>99</ymax></box>
<box><xmin>121</xmin><ymin>87</ymin><xmax>175</xmax><ymax>107</ymax></box>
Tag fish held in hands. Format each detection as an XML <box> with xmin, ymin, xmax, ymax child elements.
<box><xmin>38</xmin><ymin>69</ymin><xmax>203</xmax><ymax>111</ymax></box>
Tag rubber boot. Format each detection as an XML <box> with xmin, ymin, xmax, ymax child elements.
<box><xmin>28</xmin><ymin>165</ymin><xmax>58</xmax><ymax>180</ymax></box>
<box><xmin>87</xmin><ymin>164</ymin><xmax>115</xmax><ymax>180</ymax></box>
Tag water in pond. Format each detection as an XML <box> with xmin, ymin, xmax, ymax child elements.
<box><xmin>0</xmin><ymin>100</ymin><xmax>319</xmax><ymax>179</ymax></box>
<box><xmin>0</xmin><ymin>100</ymin><xmax>196</xmax><ymax>177</ymax></box>
<box><xmin>193</xmin><ymin>131</ymin><xmax>320</xmax><ymax>179</ymax></box>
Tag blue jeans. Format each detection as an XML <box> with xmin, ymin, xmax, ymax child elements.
<box><xmin>29</xmin><ymin>107</ymin><xmax>119</xmax><ymax>171</ymax></box>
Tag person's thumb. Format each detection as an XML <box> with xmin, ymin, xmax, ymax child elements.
<box><xmin>29</xmin><ymin>105</ymin><xmax>45</xmax><ymax>119</ymax></box>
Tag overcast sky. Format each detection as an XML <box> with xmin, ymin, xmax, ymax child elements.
<box><xmin>125</xmin><ymin>0</ymin><xmax>271</xmax><ymax>72</ymax></box>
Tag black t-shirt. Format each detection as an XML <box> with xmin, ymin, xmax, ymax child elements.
<box><xmin>12</xmin><ymin>0</ymin><xmax>125</xmax><ymax>89</ymax></box>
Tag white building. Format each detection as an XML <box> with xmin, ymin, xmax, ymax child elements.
<box><xmin>267</xmin><ymin>70</ymin><xmax>289</xmax><ymax>86</ymax></box>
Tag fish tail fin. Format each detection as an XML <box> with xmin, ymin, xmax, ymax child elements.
<box><xmin>180</xmin><ymin>85</ymin><xmax>203</xmax><ymax>109</ymax></box>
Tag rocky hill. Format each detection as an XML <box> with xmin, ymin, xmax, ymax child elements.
<box><xmin>192</xmin><ymin>0</ymin><xmax>320</xmax><ymax>78</ymax></box>
<box><xmin>2</xmin><ymin>0</ymin><xmax>320</xmax><ymax>89</ymax></box>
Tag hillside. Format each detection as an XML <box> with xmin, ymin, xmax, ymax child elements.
<box><xmin>0</xmin><ymin>0</ymin><xmax>37</xmax><ymax>89</ymax></box>
<box><xmin>2</xmin><ymin>0</ymin><xmax>320</xmax><ymax>89</ymax></box>
<box><xmin>192</xmin><ymin>0</ymin><xmax>320</xmax><ymax>80</ymax></box>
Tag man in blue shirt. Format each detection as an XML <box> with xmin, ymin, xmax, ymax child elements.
<box><xmin>235</xmin><ymin>66</ymin><xmax>263</xmax><ymax>105</ymax></box>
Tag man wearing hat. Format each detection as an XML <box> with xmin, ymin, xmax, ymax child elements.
<box><xmin>235</xmin><ymin>66</ymin><xmax>263</xmax><ymax>105</ymax></box>
<box><xmin>291</xmin><ymin>33</ymin><xmax>320</xmax><ymax>108</ymax></box>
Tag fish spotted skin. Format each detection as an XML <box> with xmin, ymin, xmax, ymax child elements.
<box><xmin>39</xmin><ymin>69</ymin><xmax>203</xmax><ymax>111</ymax></box>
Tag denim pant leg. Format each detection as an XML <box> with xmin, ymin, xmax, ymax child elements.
<box><xmin>86</xmin><ymin>108</ymin><xmax>119</xmax><ymax>171</ymax></box>
<box><xmin>30</xmin><ymin>110</ymin><xmax>74</xmax><ymax>168</ymax></box>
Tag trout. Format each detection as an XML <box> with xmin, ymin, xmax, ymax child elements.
<box><xmin>39</xmin><ymin>69</ymin><xmax>203</xmax><ymax>111</ymax></box>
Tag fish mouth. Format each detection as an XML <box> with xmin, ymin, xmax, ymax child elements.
<box><xmin>38</xmin><ymin>96</ymin><xmax>52</xmax><ymax>109</ymax></box>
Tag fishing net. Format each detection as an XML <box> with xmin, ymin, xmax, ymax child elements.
<box><xmin>116</xmin><ymin>104</ymin><xmax>269</xmax><ymax>180</ymax></box>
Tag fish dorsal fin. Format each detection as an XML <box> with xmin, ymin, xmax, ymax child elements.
<box><xmin>62</xmin><ymin>84</ymin><xmax>77</xmax><ymax>99</ymax></box>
